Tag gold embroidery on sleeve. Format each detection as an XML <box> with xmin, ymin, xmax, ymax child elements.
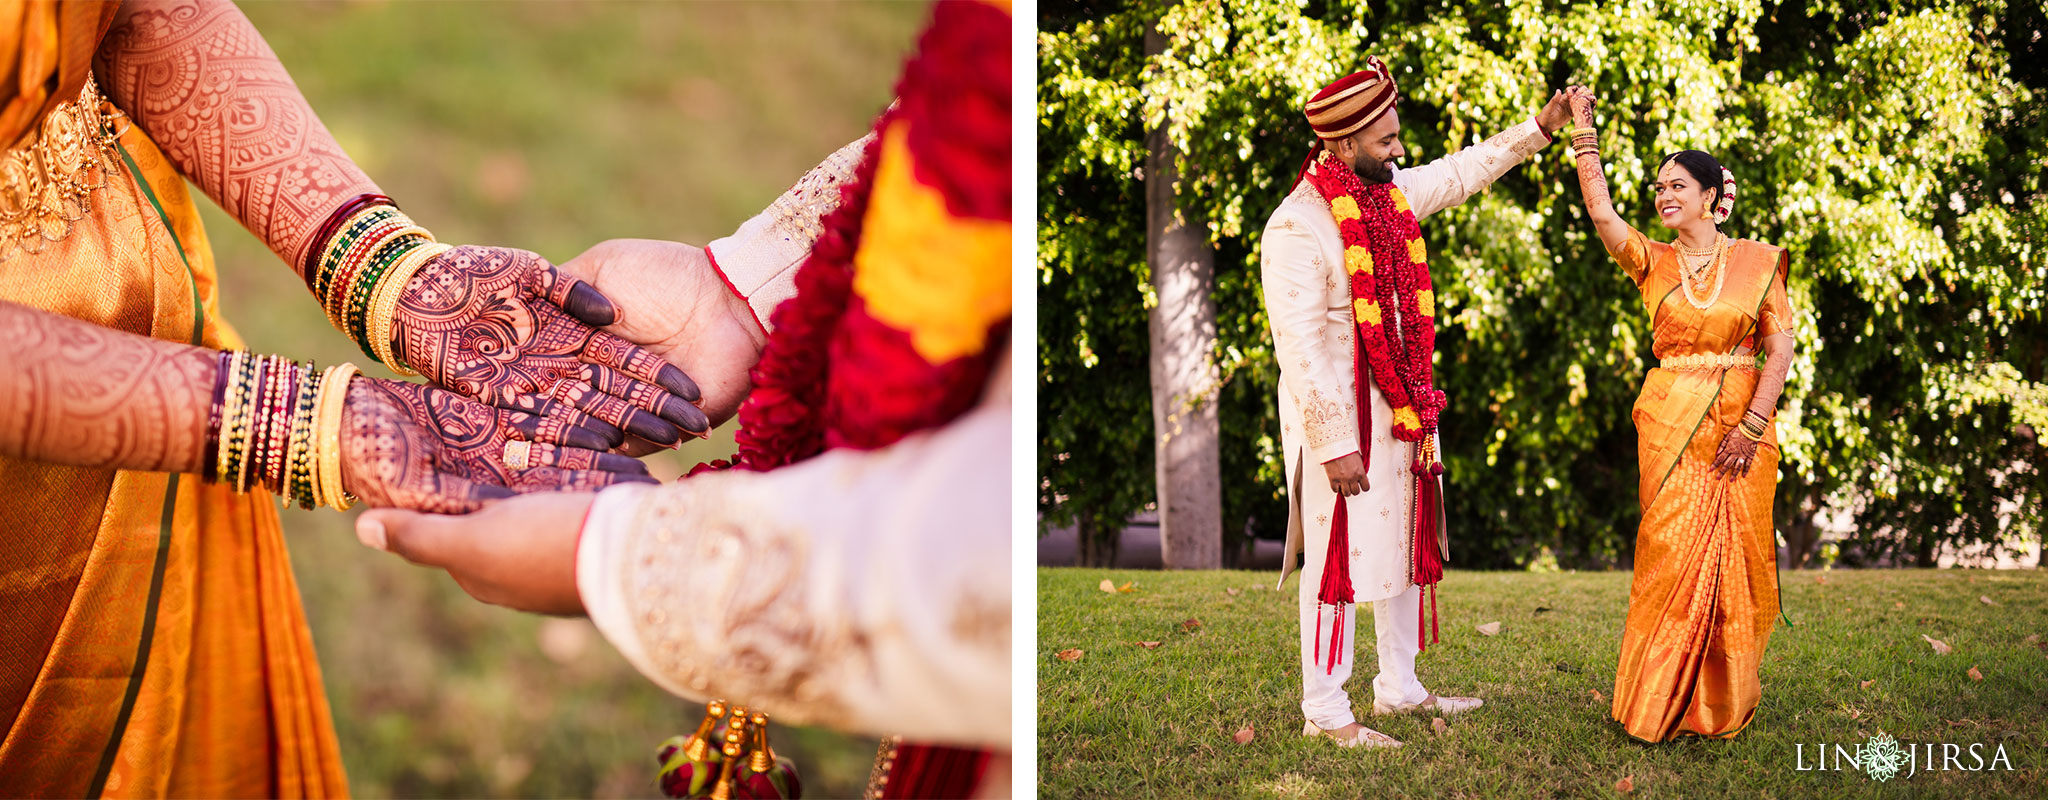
<box><xmin>620</xmin><ymin>483</ymin><xmax>859</xmax><ymax>729</ymax></box>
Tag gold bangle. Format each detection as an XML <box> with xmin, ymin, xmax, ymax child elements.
<box><xmin>326</xmin><ymin>221</ymin><xmax>433</xmax><ymax>333</ymax></box>
<box><xmin>316</xmin><ymin>363</ymin><xmax>360</xmax><ymax>511</ymax></box>
<box><xmin>1739</xmin><ymin>423</ymin><xmax>1767</xmax><ymax>442</ymax></box>
<box><xmin>369</xmin><ymin>242</ymin><xmax>452</xmax><ymax>376</ymax></box>
<box><xmin>216</xmin><ymin>350</ymin><xmax>246</xmax><ymax>484</ymax></box>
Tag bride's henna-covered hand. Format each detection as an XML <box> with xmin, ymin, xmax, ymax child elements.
<box><xmin>1710</xmin><ymin>427</ymin><xmax>1762</xmax><ymax>479</ymax></box>
<box><xmin>340</xmin><ymin>377</ymin><xmax>656</xmax><ymax>514</ymax></box>
<box><xmin>392</xmin><ymin>246</ymin><xmax>712</xmax><ymax>448</ymax></box>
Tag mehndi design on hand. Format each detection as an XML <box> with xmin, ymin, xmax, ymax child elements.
<box><xmin>341</xmin><ymin>376</ymin><xmax>655</xmax><ymax>513</ymax></box>
<box><xmin>390</xmin><ymin>245</ymin><xmax>710</xmax><ymax>446</ymax></box>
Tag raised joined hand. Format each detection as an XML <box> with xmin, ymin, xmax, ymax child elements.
<box><xmin>392</xmin><ymin>245</ymin><xmax>713</xmax><ymax>449</ymax></box>
<box><xmin>340</xmin><ymin>377</ymin><xmax>656</xmax><ymax>514</ymax></box>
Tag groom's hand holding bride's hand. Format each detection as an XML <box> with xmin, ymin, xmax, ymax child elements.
<box><xmin>355</xmin><ymin>492</ymin><xmax>595</xmax><ymax>616</ymax></box>
<box><xmin>556</xmin><ymin>239</ymin><xmax>771</xmax><ymax>453</ymax></box>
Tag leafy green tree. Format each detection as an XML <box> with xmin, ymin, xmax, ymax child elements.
<box><xmin>1039</xmin><ymin>0</ymin><xmax>2047</xmax><ymax>569</ymax></box>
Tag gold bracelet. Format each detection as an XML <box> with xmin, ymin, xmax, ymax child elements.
<box><xmin>369</xmin><ymin>242</ymin><xmax>453</xmax><ymax>376</ymax></box>
<box><xmin>215</xmin><ymin>350</ymin><xmax>247</xmax><ymax>483</ymax></box>
<box><xmin>315</xmin><ymin>363</ymin><xmax>360</xmax><ymax>511</ymax></box>
<box><xmin>1739</xmin><ymin>422</ymin><xmax>1767</xmax><ymax>442</ymax></box>
<box><xmin>325</xmin><ymin>220</ymin><xmax>433</xmax><ymax>333</ymax></box>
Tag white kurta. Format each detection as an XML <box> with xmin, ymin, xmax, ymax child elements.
<box><xmin>1263</xmin><ymin>118</ymin><xmax>1553</xmax><ymax>602</ymax></box>
<box><xmin>1263</xmin><ymin>118</ymin><xmax>1551</xmax><ymax>729</ymax></box>
<box><xmin>576</xmin><ymin>390</ymin><xmax>1010</xmax><ymax>749</ymax></box>
<box><xmin>576</xmin><ymin>132</ymin><xmax>1008</xmax><ymax>749</ymax></box>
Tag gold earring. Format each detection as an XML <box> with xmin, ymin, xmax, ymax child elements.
<box><xmin>1701</xmin><ymin>206</ymin><xmax>1712</xmax><ymax>221</ymax></box>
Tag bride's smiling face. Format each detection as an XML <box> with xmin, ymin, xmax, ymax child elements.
<box><xmin>1651</xmin><ymin>161</ymin><xmax>1716</xmax><ymax>230</ymax></box>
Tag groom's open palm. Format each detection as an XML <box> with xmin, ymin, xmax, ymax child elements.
<box><xmin>558</xmin><ymin>239</ymin><xmax>768</xmax><ymax>451</ymax></box>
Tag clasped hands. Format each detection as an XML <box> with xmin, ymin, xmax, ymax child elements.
<box><xmin>339</xmin><ymin>239</ymin><xmax>759</xmax><ymax>513</ymax></box>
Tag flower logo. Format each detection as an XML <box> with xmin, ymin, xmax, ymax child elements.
<box><xmin>1863</xmin><ymin>732</ymin><xmax>1905</xmax><ymax>782</ymax></box>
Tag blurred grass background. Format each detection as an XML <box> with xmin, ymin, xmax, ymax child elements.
<box><xmin>207</xmin><ymin>1</ymin><xmax>928</xmax><ymax>795</ymax></box>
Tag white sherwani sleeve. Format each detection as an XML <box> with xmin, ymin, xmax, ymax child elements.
<box><xmin>1261</xmin><ymin>208</ymin><xmax>1357</xmax><ymax>463</ymax></box>
<box><xmin>706</xmin><ymin>133</ymin><xmax>876</xmax><ymax>332</ymax></box>
<box><xmin>575</xmin><ymin>394</ymin><xmax>1009</xmax><ymax>749</ymax></box>
<box><xmin>1391</xmin><ymin>119</ymin><xmax>1551</xmax><ymax>220</ymax></box>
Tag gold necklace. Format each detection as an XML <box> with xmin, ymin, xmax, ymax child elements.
<box><xmin>1678</xmin><ymin>234</ymin><xmax>1728</xmax><ymax>310</ymax></box>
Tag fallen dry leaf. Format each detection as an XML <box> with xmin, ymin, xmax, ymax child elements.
<box><xmin>1118</xmin><ymin>581</ymin><xmax>1136</xmax><ymax>593</ymax></box>
<box><xmin>1968</xmin><ymin>665</ymin><xmax>1984</xmax><ymax>681</ymax></box>
<box><xmin>1056</xmin><ymin>649</ymin><xmax>1084</xmax><ymax>662</ymax></box>
<box><xmin>1182</xmin><ymin>618</ymin><xmax>1204</xmax><ymax>632</ymax></box>
<box><xmin>1860</xmin><ymin>679</ymin><xmax>1876</xmax><ymax>690</ymax></box>
<box><xmin>1226</xmin><ymin>588</ymin><xmax>1242</xmax><ymax>597</ymax></box>
<box><xmin>1590</xmin><ymin>689</ymin><xmax>1604</xmax><ymax>702</ymax></box>
<box><xmin>2025</xmin><ymin>634</ymin><xmax>2040</xmax><ymax>645</ymax></box>
<box><xmin>1098</xmin><ymin>579</ymin><xmax>1117</xmax><ymax>593</ymax></box>
<box><xmin>1815</xmin><ymin>574</ymin><xmax>1829</xmax><ymax>584</ymax></box>
<box><xmin>1431</xmin><ymin>716</ymin><xmax>1449</xmax><ymax>736</ymax></box>
<box><xmin>1615</xmin><ymin>775</ymin><xmax>1635</xmax><ymax>793</ymax></box>
<box><xmin>1846</xmin><ymin>708</ymin><xmax>1863</xmax><ymax>720</ymax></box>
<box><xmin>1476</xmin><ymin>621</ymin><xmax>1503</xmax><ymax>636</ymax></box>
<box><xmin>1136</xmin><ymin>641</ymin><xmax>1162</xmax><ymax>649</ymax></box>
<box><xmin>1232</xmin><ymin>724</ymin><xmax>1255</xmax><ymax>744</ymax></box>
<box><xmin>1895</xmin><ymin>601</ymin><xmax>1906</xmax><ymax>609</ymax></box>
<box><xmin>1922</xmin><ymin>634</ymin><xmax>1953</xmax><ymax>655</ymax></box>
<box><xmin>1979</xmin><ymin>595</ymin><xmax>1999</xmax><ymax>607</ymax></box>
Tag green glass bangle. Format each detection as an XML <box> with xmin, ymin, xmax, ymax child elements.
<box><xmin>345</xmin><ymin>235</ymin><xmax>428</xmax><ymax>357</ymax></box>
<box><xmin>316</xmin><ymin>207</ymin><xmax>403</xmax><ymax>304</ymax></box>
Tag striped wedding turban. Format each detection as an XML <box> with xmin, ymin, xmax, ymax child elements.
<box><xmin>1304</xmin><ymin>56</ymin><xmax>1397</xmax><ymax>140</ymax></box>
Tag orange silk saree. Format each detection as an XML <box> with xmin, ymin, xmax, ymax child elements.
<box><xmin>0</xmin><ymin>5</ymin><xmax>345</xmax><ymax>795</ymax></box>
<box><xmin>1606</xmin><ymin>226</ymin><xmax>1791</xmax><ymax>743</ymax></box>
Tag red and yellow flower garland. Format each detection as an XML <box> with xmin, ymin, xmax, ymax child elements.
<box><xmin>1303</xmin><ymin>149</ymin><xmax>1450</xmax><ymax>664</ymax></box>
<box><xmin>704</xmin><ymin>0</ymin><xmax>1009</xmax><ymax>475</ymax></box>
<box><xmin>677</xmin><ymin>2</ymin><xmax>1009</xmax><ymax>798</ymax></box>
<box><xmin>1304</xmin><ymin>150</ymin><xmax>1446</xmax><ymax>444</ymax></box>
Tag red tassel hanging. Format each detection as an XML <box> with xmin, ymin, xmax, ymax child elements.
<box><xmin>1317</xmin><ymin>494</ymin><xmax>1354</xmax><ymax>674</ymax></box>
<box><xmin>1410</xmin><ymin>453</ymin><xmax>1446</xmax><ymax>653</ymax></box>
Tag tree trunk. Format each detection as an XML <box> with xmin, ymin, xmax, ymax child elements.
<box><xmin>1143</xmin><ymin>22</ymin><xmax>1222</xmax><ymax>570</ymax></box>
<box><xmin>1076</xmin><ymin>515</ymin><xmax>1120</xmax><ymax>568</ymax></box>
<box><xmin>1783</xmin><ymin>484</ymin><xmax>1822</xmax><ymax>569</ymax></box>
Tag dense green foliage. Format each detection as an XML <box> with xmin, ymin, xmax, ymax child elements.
<box><xmin>1038</xmin><ymin>0</ymin><xmax>2048</xmax><ymax>568</ymax></box>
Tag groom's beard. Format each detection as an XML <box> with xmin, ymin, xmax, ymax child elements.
<box><xmin>1352</xmin><ymin>157</ymin><xmax>1394</xmax><ymax>185</ymax></box>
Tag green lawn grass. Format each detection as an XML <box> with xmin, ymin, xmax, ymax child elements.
<box><xmin>201</xmin><ymin>2</ymin><xmax>927</xmax><ymax>795</ymax></box>
<box><xmin>1039</xmin><ymin>568</ymin><xmax>2048</xmax><ymax>798</ymax></box>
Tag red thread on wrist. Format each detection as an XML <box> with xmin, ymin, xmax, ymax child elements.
<box><xmin>704</xmin><ymin>248</ymin><xmax>767</xmax><ymax>337</ymax></box>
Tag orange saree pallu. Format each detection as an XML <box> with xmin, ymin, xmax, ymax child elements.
<box><xmin>1607</xmin><ymin>229</ymin><xmax>1791</xmax><ymax>743</ymax></box>
<box><xmin>0</xmin><ymin>10</ymin><xmax>345</xmax><ymax>796</ymax></box>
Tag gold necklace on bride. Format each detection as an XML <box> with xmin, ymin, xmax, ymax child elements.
<box><xmin>1675</xmin><ymin>232</ymin><xmax>1728</xmax><ymax>310</ymax></box>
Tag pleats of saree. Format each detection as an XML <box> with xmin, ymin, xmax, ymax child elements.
<box><xmin>1613</xmin><ymin>361</ymin><xmax>1781</xmax><ymax>744</ymax></box>
<box><xmin>0</xmin><ymin>104</ymin><xmax>345</xmax><ymax>794</ymax></box>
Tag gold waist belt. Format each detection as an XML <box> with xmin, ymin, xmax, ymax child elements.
<box><xmin>1658</xmin><ymin>353</ymin><xmax>1762</xmax><ymax>371</ymax></box>
<box><xmin>0</xmin><ymin>74</ymin><xmax>129</xmax><ymax>263</ymax></box>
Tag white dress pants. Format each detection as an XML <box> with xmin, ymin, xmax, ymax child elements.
<box><xmin>1297</xmin><ymin>581</ymin><xmax>1431</xmax><ymax>729</ymax></box>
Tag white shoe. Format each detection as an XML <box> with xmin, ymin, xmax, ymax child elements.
<box><xmin>1301</xmin><ymin>720</ymin><xmax>1403</xmax><ymax>749</ymax></box>
<box><xmin>1372</xmin><ymin>693</ymin><xmax>1483</xmax><ymax>716</ymax></box>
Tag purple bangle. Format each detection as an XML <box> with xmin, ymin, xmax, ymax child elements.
<box><xmin>203</xmin><ymin>350</ymin><xmax>232</xmax><ymax>482</ymax></box>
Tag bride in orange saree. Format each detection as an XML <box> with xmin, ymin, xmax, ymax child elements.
<box><xmin>1564</xmin><ymin>90</ymin><xmax>1795</xmax><ymax>743</ymax></box>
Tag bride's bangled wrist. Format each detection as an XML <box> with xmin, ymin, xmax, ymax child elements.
<box><xmin>205</xmin><ymin>350</ymin><xmax>359</xmax><ymax>510</ymax></box>
<box><xmin>303</xmin><ymin>197</ymin><xmax>442</xmax><ymax>375</ymax></box>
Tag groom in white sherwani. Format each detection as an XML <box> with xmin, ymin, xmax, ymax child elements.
<box><xmin>1262</xmin><ymin>57</ymin><xmax>1576</xmax><ymax>748</ymax></box>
